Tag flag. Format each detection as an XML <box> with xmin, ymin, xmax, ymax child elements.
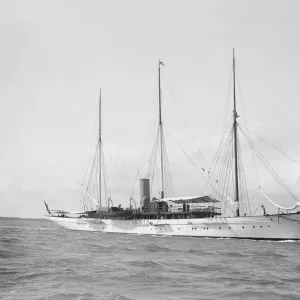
<box><xmin>159</xmin><ymin>60</ymin><xmax>165</xmax><ymax>66</ymax></box>
<box><xmin>44</xmin><ymin>201</ymin><xmax>51</xmax><ymax>214</ymax></box>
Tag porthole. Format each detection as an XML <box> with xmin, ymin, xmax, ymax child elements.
<box><xmin>253</xmin><ymin>226</ymin><xmax>255</xmax><ymax>228</ymax></box>
<box><xmin>260</xmin><ymin>226</ymin><xmax>262</xmax><ymax>228</ymax></box>
<box><xmin>242</xmin><ymin>226</ymin><xmax>244</xmax><ymax>228</ymax></box>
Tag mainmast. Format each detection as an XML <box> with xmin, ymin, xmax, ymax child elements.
<box><xmin>158</xmin><ymin>60</ymin><xmax>165</xmax><ymax>199</ymax></box>
<box><xmin>99</xmin><ymin>89</ymin><xmax>102</xmax><ymax>208</ymax></box>
<box><xmin>233</xmin><ymin>49</ymin><xmax>240</xmax><ymax>217</ymax></box>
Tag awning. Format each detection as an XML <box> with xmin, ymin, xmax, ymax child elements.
<box><xmin>49</xmin><ymin>210</ymin><xmax>95</xmax><ymax>214</ymax></box>
<box><xmin>165</xmin><ymin>195</ymin><xmax>219</xmax><ymax>204</ymax></box>
<box><xmin>49</xmin><ymin>210</ymin><xmax>70</xmax><ymax>214</ymax></box>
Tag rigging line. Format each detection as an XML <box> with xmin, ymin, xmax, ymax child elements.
<box><xmin>165</xmin><ymin>87</ymin><xmax>210</xmax><ymax>169</ymax></box>
<box><xmin>163</xmin><ymin>124</ymin><xmax>205</xmax><ymax>176</ymax></box>
<box><xmin>223</xmin><ymin>156</ymin><xmax>235</xmax><ymax>215</ymax></box>
<box><xmin>148</xmin><ymin>128</ymin><xmax>159</xmax><ymax>185</ymax></box>
<box><xmin>166</xmin><ymin>150</ymin><xmax>175</xmax><ymax>196</ymax></box>
<box><xmin>96</xmin><ymin>155</ymin><xmax>100</xmax><ymax>208</ymax></box>
<box><xmin>162</xmin><ymin>129</ymin><xmax>175</xmax><ymax>196</ymax></box>
<box><xmin>215</xmin><ymin>129</ymin><xmax>232</xmax><ymax>201</ymax></box>
<box><xmin>117</xmin><ymin>150</ymin><xmax>129</xmax><ymax>180</ymax></box>
<box><xmin>239</xmin><ymin>123</ymin><xmax>300</xmax><ymax>166</ymax></box>
<box><xmin>80</xmin><ymin>138</ymin><xmax>98</xmax><ymax>205</ymax></box>
<box><xmin>237</xmin><ymin>132</ymin><xmax>251</xmax><ymax>215</ymax></box>
<box><xmin>220</xmin><ymin>69</ymin><xmax>234</xmax><ymax>138</ymax></box>
<box><xmin>222</xmin><ymin>131</ymin><xmax>234</xmax><ymax>206</ymax></box>
<box><xmin>81</xmin><ymin>98</ymin><xmax>100</xmax><ymax>186</ymax></box>
<box><xmin>208</xmin><ymin>123</ymin><xmax>233</xmax><ymax>185</ymax></box>
<box><xmin>203</xmin><ymin>126</ymin><xmax>233</xmax><ymax>194</ymax></box>
<box><xmin>107</xmin><ymin>153</ymin><xmax>131</xmax><ymax>198</ymax></box>
<box><xmin>132</xmin><ymin>93</ymin><xmax>159</xmax><ymax>201</ymax></box>
<box><xmin>84</xmin><ymin>142</ymin><xmax>99</xmax><ymax>208</ymax></box>
<box><xmin>239</xmin><ymin>127</ymin><xmax>298</xmax><ymax>201</ymax></box>
<box><xmin>236</xmin><ymin>73</ymin><xmax>261</xmax><ymax>188</ymax></box>
<box><xmin>91</xmin><ymin>158</ymin><xmax>98</xmax><ymax>208</ymax></box>
<box><xmin>139</xmin><ymin>85</ymin><xmax>160</xmax><ymax>178</ymax></box>
<box><xmin>242</xmin><ymin>76</ymin><xmax>300</xmax><ymax>137</ymax></box>
<box><xmin>148</xmin><ymin>128</ymin><xmax>160</xmax><ymax>189</ymax></box>
<box><xmin>163</xmin><ymin>124</ymin><xmax>226</xmax><ymax>201</ymax></box>
<box><xmin>130</xmin><ymin>170</ymin><xmax>139</xmax><ymax>198</ymax></box>
<box><xmin>102</xmin><ymin>149</ymin><xmax>110</xmax><ymax>205</ymax></box>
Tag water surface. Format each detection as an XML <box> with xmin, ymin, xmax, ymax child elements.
<box><xmin>0</xmin><ymin>218</ymin><xmax>299</xmax><ymax>299</ymax></box>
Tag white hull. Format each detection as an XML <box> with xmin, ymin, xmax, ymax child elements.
<box><xmin>45</xmin><ymin>213</ymin><xmax>300</xmax><ymax>240</ymax></box>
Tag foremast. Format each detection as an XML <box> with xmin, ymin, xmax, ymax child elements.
<box><xmin>233</xmin><ymin>49</ymin><xmax>240</xmax><ymax>217</ymax></box>
<box><xmin>158</xmin><ymin>60</ymin><xmax>165</xmax><ymax>199</ymax></box>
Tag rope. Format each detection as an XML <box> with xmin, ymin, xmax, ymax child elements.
<box><xmin>260</xmin><ymin>188</ymin><xmax>300</xmax><ymax>210</ymax></box>
<box><xmin>163</xmin><ymin>124</ymin><xmax>228</xmax><ymax>203</ymax></box>
<box><xmin>239</xmin><ymin>126</ymin><xmax>298</xmax><ymax>202</ymax></box>
<box><xmin>84</xmin><ymin>142</ymin><xmax>99</xmax><ymax>209</ymax></box>
<box><xmin>236</xmin><ymin>73</ymin><xmax>261</xmax><ymax>187</ymax></box>
<box><xmin>239</xmin><ymin>123</ymin><xmax>300</xmax><ymax>166</ymax></box>
<box><xmin>166</xmin><ymin>87</ymin><xmax>210</xmax><ymax>169</ymax></box>
<box><xmin>107</xmin><ymin>152</ymin><xmax>131</xmax><ymax>199</ymax></box>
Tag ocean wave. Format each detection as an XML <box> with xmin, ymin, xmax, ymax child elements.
<box><xmin>0</xmin><ymin>249</ymin><xmax>14</xmax><ymax>258</ymax></box>
<box><xmin>144</xmin><ymin>245</ymin><xmax>173</xmax><ymax>253</ymax></box>
<box><xmin>1</xmin><ymin>218</ymin><xmax>300</xmax><ymax>300</ymax></box>
<box><xmin>220</xmin><ymin>251</ymin><xmax>247</xmax><ymax>257</ymax></box>
<box><xmin>105</xmin><ymin>292</ymin><xmax>135</xmax><ymax>300</ymax></box>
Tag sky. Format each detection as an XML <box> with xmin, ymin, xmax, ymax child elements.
<box><xmin>1</xmin><ymin>0</ymin><xmax>300</xmax><ymax>218</ymax></box>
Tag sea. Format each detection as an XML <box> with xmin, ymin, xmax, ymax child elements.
<box><xmin>0</xmin><ymin>218</ymin><xmax>299</xmax><ymax>300</ymax></box>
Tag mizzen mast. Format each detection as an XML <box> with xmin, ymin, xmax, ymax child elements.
<box><xmin>233</xmin><ymin>49</ymin><xmax>240</xmax><ymax>217</ymax></box>
<box><xmin>158</xmin><ymin>60</ymin><xmax>165</xmax><ymax>199</ymax></box>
